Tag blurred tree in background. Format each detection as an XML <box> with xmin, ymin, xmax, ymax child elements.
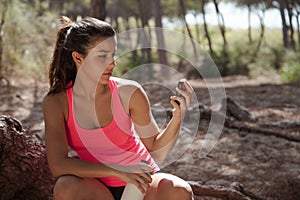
<box><xmin>0</xmin><ymin>0</ymin><xmax>299</xmax><ymax>83</ymax></box>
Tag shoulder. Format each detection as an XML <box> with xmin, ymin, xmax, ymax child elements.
<box><xmin>43</xmin><ymin>91</ymin><xmax>68</xmax><ymax>119</ymax></box>
<box><xmin>111</xmin><ymin>77</ymin><xmax>141</xmax><ymax>89</ymax></box>
<box><xmin>113</xmin><ymin>77</ymin><xmax>146</xmax><ymax>100</ymax></box>
<box><xmin>111</xmin><ymin>77</ymin><xmax>149</xmax><ymax>112</ymax></box>
<box><xmin>43</xmin><ymin>91</ymin><xmax>66</xmax><ymax>107</ymax></box>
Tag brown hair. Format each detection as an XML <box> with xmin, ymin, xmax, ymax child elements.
<box><xmin>47</xmin><ymin>16</ymin><xmax>116</xmax><ymax>95</ymax></box>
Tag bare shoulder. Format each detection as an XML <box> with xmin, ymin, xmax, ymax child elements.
<box><xmin>114</xmin><ymin>77</ymin><xmax>147</xmax><ymax>100</ymax></box>
<box><xmin>43</xmin><ymin>91</ymin><xmax>66</xmax><ymax>108</ymax></box>
<box><xmin>111</xmin><ymin>77</ymin><xmax>149</xmax><ymax>113</ymax></box>
<box><xmin>112</xmin><ymin>77</ymin><xmax>140</xmax><ymax>90</ymax></box>
<box><xmin>43</xmin><ymin>91</ymin><xmax>68</xmax><ymax>120</ymax></box>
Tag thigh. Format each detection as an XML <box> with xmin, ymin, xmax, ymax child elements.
<box><xmin>144</xmin><ymin>173</ymin><xmax>193</xmax><ymax>200</ymax></box>
<box><xmin>53</xmin><ymin>175</ymin><xmax>114</xmax><ymax>200</ymax></box>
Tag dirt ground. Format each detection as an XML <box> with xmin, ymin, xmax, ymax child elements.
<box><xmin>1</xmin><ymin>75</ymin><xmax>299</xmax><ymax>199</ymax></box>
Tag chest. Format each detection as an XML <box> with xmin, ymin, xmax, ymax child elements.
<box><xmin>95</xmin><ymin>92</ymin><xmax>113</xmax><ymax>128</ymax></box>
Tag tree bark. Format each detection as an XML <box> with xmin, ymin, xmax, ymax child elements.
<box><xmin>193</xmin><ymin>12</ymin><xmax>201</xmax><ymax>44</ymax></box>
<box><xmin>188</xmin><ymin>181</ymin><xmax>264</xmax><ymax>200</ymax></box>
<box><xmin>152</xmin><ymin>0</ymin><xmax>168</xmax><ymax>66</ymax></box>
<box><xmin>279</xmin><ymin>0</ymin><xmax>289</xmax><ymax>48</ymax></box>
<box><xmin>295</xmin><ymin>0</ymin><xmax>300</xmax><ymax>47</ymax></box>
<box><xmin>178</xmin><ymin>0</ymin><xmax>198</xmax><ymax>60</ymax></box>
<box><xmin>247</xmin><ymin>5</ymin><xmax>253</xmax><ymax>43</ymax></box>
<box><xmin>250</xmin><ymin>5</ymin><xmax>265</xmax><ymax>63</ymax></box>
<box><xmin>213</xmin><ymin>0</ymin><xmax>227</xmax><ymax>51</ymax></box>
<box><xmin>0</xmin><ymin>115</ymin><xmax>55</xmax><ymax>200</ymax></box>
<box><xmin>287</xmin><ymin>1</ymin><xmax>296</xmax><ymax>49</ymax></box>
<box><xmin>194</xmin><ymin>96</ymin><xmax>300</xmax><ymax>142</ymax></box>
<box><xmin>200</xmin><ymin>0</ymin><xmax>214</xmax><ymax>56</ymax></box>
<box><xmin>0</xmin><ymin>0</ymin><xmax>9</xmax><ymax>75</ymax></box>
<box><xmin>137</xmin><ymin>0</ymin><xmax>152</xmax><ymax>63</ymax></box>
<box><xmin>90</xmin><ymin>0</ymin><xmax>106</xmax><ymax>20</ymax></box>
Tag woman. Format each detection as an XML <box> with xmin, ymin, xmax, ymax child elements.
<box><xmin>43</xmin><ymin>16</ymin><xmax>194</xmax><ymax>200</ymax></box>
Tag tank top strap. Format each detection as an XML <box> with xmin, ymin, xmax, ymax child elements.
<box><xmin>109</xmin><ymin>77</ymin><xmax>130</xmax><ymax>121</ymax></box>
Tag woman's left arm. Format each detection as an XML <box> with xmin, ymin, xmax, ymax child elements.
<box><xmin>129</xmin><ymin>81</ymin><xmax>193</xmax><ymax>162</ymax></box>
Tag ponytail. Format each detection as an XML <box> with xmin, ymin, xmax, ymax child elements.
<box><xmin>48</xmin><ymin>16</ymin><xmax>75</xmax><ymax>95</ymax></box>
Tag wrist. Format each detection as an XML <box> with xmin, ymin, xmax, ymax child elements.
<box><xmin>105</xmin><ymin>164</ymin><xmax>121</xmax><ymax>177</ymax></box>
<box><xmin>171</xmin><ymin>114</ymin><xmax>182</xmax><ymax>123</ymax></box>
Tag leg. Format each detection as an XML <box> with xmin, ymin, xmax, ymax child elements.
<box><xmin>144</xmin><ymin>173</ymin><xmax>194</xmax><ymax>200</ymax></box>
<box><xmin>53</xmin><ymin>175</ymin><xmax>114</xmax><ymax>200</ymax></box>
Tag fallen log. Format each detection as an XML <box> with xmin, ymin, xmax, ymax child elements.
<box><xmin>199</xmin><ymin>97</ymin><xmax>300</xmax><ymax>142</ymax></box>
<box><xmin>0</xmin><ymin>115</ymin><xmax>55</xmax><ymax>200</ymax></box>
<box><xmin>188</xmin><ymin>181</ymin><xmax>265</xmax><ymax>200</ymax></box>
<box><xmin>222</xmin><ymin>97</ymin><xmax>256</xmax><ymax>123</ymax></box>
<box><xmin>225</xmin><ymin>118</ymin><xmax>300</xmax><ymax>142</ymax></box>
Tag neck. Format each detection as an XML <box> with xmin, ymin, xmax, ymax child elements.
<box><xmin>96</xmin><ymin>83</ymin><xmax>110</xmax><ymax>94</ymax></box>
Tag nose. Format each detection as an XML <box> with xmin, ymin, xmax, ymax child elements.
<box><xmin>106</xmin><ymin>57</ymin><xmax>116</xmax><ymax>71</ymax></box>
<box><xmin>108</xmin><ymin>54</ymin><xmax>116</xmax><ymax>66</ymax></box>
<box><xmin>109</xmin><ymin>59</ymin><xmax>116</xmax><ymax>68</ymax></box>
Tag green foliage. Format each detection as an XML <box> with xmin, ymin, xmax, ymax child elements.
<box><xmin>1</xmin><ymin>0</ymin><xmax>58</xmax><ymax>79</ymax></box>
<box><xmin>113</xmin><ymin>52</ymin><xmax>144</xmax><ymax>76</ymax></box>
<box><xmin>280</xmin><ymin>62</ymin><xmax>300</xmax><ymax>83</ymax></box>
<box><xmin>279</xmin><ymin>51</ymin><xmax>300</xmax><ymax>83</ymax></box>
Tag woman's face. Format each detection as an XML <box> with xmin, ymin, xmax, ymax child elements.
<box><xmin>76</xmin><ymin>36</ymin><xmax>117</xmax><ymax>85</ymax></box>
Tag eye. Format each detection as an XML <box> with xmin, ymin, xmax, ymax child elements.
<box><xmin>98</xmin><ymin>55</ymin><xmax>107</xmax><ymax>59</ymax></box>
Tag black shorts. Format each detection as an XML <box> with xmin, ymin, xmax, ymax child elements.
<box><xmin>107</xmin><ymin>186</ymin><xmax>125</xmax><ymax>200</ymax></box>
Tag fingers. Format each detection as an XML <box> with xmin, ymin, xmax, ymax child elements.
<box><xmin>183</xmin><ymin>81</ymin><xmax>194</xmax><ymax>94</ymax></box>
<box><xmin>130</xmin><ymin>173</ymin><xmax>152</xmax><ymax>195</ymax></box>
<box><xmin>175</xmin><ymin>80</ymin><xmax>194</xmax><ymax>108</ymax></box>
<box><xmin>139</xmin><ymin>163</ymin><xmax>154</xmax><ymax>175</ymax></box>
<box><xmin>139</xmin><ymin>171</ymin><xmax>152</xmax><ymax>183</ymax></box>
<box><xmin>170</xmin><ymin>96</ymin><xmax>184</xmax><ymax>109</ymax></box>
<box><xmin>116</xmin><ymin>163</ymin><xmax>154</xmax><ymax>194</ymax></box>
<box><xmin>128</xmin><ymin>162</ymin><xmax>154</xmax><ymax>194</ymax></box>
<box><xmin>138</xmin><ymin>162</ymin><xmax>153</xmax><ymax>184</ymax></box>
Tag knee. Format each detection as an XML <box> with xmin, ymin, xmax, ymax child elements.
<box><xmin>174</xmin><ymin>185</ymin><xmax>194</xmax><ymax>200</ymax></box>
<box><xmin>157</xmin><ymin>179</ymin><xmax>193</xmax><ymax>200</ymax></box>
<box><xmin>53</xmin><ymin>175</ymin><xmax>81</xmax><ymax>199</ymax></box>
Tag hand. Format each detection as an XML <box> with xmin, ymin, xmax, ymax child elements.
<box><xmin>113</xmin><ymin>162</ymin><xmax>154</xmax><ymax>194</ymax></box>
<box><xmin>171</xmin><ymin>80</ymin><xmax>194</xmax><ymax>119</ymax></box>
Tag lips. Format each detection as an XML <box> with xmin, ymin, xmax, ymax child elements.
<box><xmin>103</xmin><ymin>71</ymin><xmax>112</xmax><ymax>76</ymax></box>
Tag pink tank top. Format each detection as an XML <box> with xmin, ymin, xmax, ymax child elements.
<box><xmin>65</xmin><ymin>78</ymin><xmax>159</xmax><ymax>187</ymax></box>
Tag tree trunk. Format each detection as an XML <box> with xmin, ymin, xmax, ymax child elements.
<box><xmin>200</xmin><ymin>0</ymin><xmax>214</xmax><ymax>56</ymax></box>
<box><xmin>296</xmin><ymin>12</ymin><xmax>300</xmax><ymax>47</ymax></box>
<box><xmin>178</xmin><ymin>0</ymin><xmax>198</xmax><ymax>60</ymax></box>
<box><xmin>287</xmin><ymin>1</ymin><xmax>296</xmax><ymax>49</ymax></box>
<box><xmin>295</xmin><ymin>0</ymin><xmax>300</xmax><ymax>47</ymax></box>
<box><xmin>152</xmin><ymin>0</ymin><xmax>168</xmax><ymax>66</ymax></box>
<box><xmin>279</xmin><ymin>1</ymin><xmax>289</xmax><ymax>48</ymax></box>
<box><xmin>193</xmin><ymin>12</ymin><xmax>201</xmax><ymax>44</ymax></box>
<box><xmin>189</xmin><ymin>181</ymin><xmax>264</xmax><ymax>200</ymax></box>
<box><xmin>213</xmin><ymin>0</ymin><xmax>227</xmax><ymax>51</ymax></box>
<box><xmin>247</xmin><ymin>5</ymin><xmax>253</xmax><ymax>43</ymax></box>
<box><xmin>0</xmin><ymin>0</ymin><xmax>9</xmax><ymax>75</ymax></box>
<box><xmin>90</xmin><ymin>0</ymin><xmax>106</xmax><ymax>20</ymax></box>
<box><xmin>250</xmin><ymin>6</ymin><xmax>265</xmax><ymax>63</ymax></box>
<box><xmin>131</xmin><ymin>17</ymin><xmax>141</xmax><ymax>62</ymax></box>
<box><xmin>0</xmin><ymin>115</ymin><xmax>55</xmax><ymax>199</ymax></box>
<box><xmin>212</xmin><ymin>0</ymin><xmax>229</xmax><ymax>75</ymax></box>
<box><xmin>137</xmin><ymin>0</ymin><xmax>152</xmax><ymax>63</ymax></box>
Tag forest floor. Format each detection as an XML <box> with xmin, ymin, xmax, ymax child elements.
<box><xmin>1</xmin><ymin>74</ymin><xmax>300</xmax><ymax>199</ymax></box>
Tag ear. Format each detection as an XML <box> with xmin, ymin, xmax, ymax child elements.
<box><xmin>72</xmin><ymin>51</ymin><xmax>84</xmax><ymax>66</ymax></box>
